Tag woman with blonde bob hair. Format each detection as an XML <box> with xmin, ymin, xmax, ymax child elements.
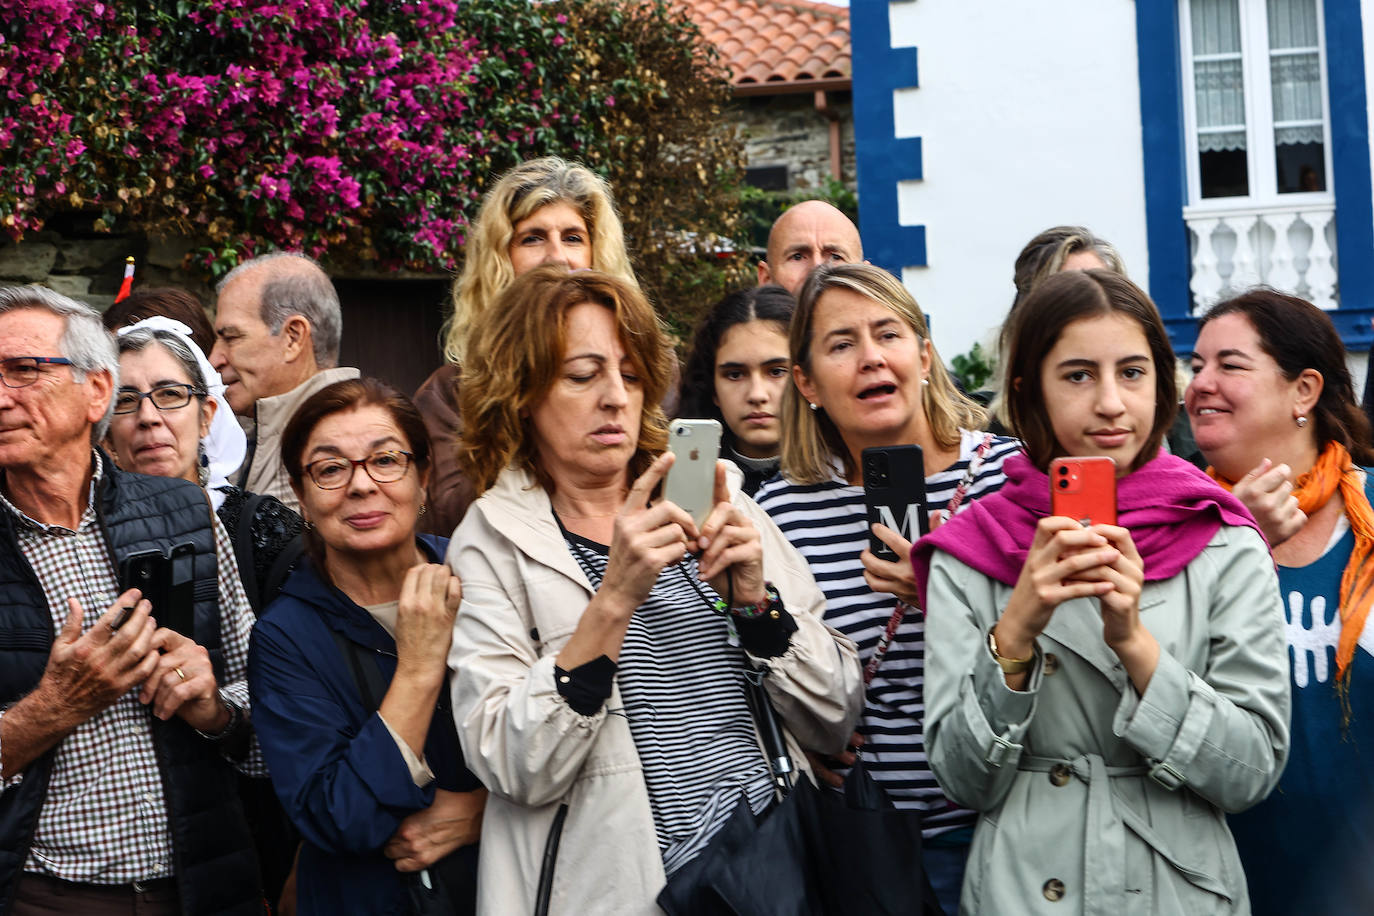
<box><xmin>415</xmin><ymin>156</ymin><xmax>638</xmax><ymax>536</ymax></box>
<box><xmin>755</xmin><ymin>263</ymin><xmax>1021</xmax><ymax>913</ymax></box>
<box><xmin>447</xmin><ymin>265</ymin><xmax>862</xmax><ymax>913</ymax></box>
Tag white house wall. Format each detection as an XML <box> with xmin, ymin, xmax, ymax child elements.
<box><xmin>884</xmin><ymin>0</ymin><xmax>1149</xmax><ymax>360</ymax></box>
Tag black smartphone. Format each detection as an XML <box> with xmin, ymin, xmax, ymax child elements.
<box><xmin>862</xmin><ymin>445</ymin><xmax>928</xmax><ymax>561</ymax></box>
<box><xmin>119</xmin><ymin>542</ymin><xmax>196</xmax><ymax>638</ymax></box>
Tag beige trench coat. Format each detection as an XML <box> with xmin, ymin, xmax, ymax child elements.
<box><xmin>447</xmin><ymin>465</ymin><xmax>864</xmax><ymax>915</ymax></box>
<box><xmin>924</xmin><ymin>524</ymin><xmax>1290</xmax><ymax>915</ymax></box>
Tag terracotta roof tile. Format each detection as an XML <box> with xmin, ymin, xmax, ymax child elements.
<box><xmin>674</xmin><ymin>0</ymin><xmax>851</xmax><ymax>91</ymax></box>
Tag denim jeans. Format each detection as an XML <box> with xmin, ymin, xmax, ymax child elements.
<box><xmin>923</xmin><ymin>843</ymin><xmax>969</xmax><ymax>916</ymax></box>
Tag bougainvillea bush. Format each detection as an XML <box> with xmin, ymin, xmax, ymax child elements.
<box><xmin>0</xmin><ymin>0</ymin><xmax>747</xmax><ymax>323</ymax></box>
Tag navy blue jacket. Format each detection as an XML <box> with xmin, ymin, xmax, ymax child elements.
<box><xmin>248</xmin><ymin>536</ymin><xmax>479</xmax><ymax>916</ymax></box>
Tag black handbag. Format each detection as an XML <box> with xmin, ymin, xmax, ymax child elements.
<box><xmin>657</xmin><ymin>668</ymin><xmax>942</xmax><ymax>916</ymax></box>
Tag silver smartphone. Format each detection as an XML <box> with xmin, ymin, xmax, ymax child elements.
<box><xmin>664</xmin><ymin>419</ymin><xmax>722</xmax><ymax>526</ymax></box>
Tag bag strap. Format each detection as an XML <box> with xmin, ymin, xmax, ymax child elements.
<box><xmin>329</xmin><ymin>627</ymin><xmax>388</xmax><ymax>713</ymax></box>
<box><xmin>863</xmin><ymin>433</ymin><xmax>995</xmax><ymax>685</ymax></box>
<box><xmin>233</xmin><ymin>493</ymin><xmax>265</xmax><ymax>615</ymax></box>
<box><xmin>259</xmin><ymin>533</ymin><xmax>304</xmax><ymax>612</ymax></box>
<box><xmin>556</xmin><ymin>516</ymin><xmax>798</xmax><ymax>797</ymax></box>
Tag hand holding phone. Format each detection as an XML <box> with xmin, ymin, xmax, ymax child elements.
<box><xmin>119</xmin><ymin>543</ymin><xmax>196</xmax><ymax>639</ymax></box>
<box><xmin>862</xmin><ymin>446</ymin><xmax>928</xmax><ymax>561</ymax></box>
<box><xmin>664</xmin><ymin>419</ymin><xmax>722</xmax><ymax>527</ymax></box>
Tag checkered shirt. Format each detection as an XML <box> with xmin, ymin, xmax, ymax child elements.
<box><xmin>0</xmin><ymin>454</ymin><xmax>263</xmax><ymax>885</ymax></box>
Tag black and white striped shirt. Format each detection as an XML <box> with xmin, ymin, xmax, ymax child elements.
<box><xmin>755</xmin><ymin>430</ymin><xmax>1020</xmax><ymax>836</ymax></box>
<box><xmin>563</xmin><ymin>534</ymin><xmax>775</xmax><ymax>876</ymax></box>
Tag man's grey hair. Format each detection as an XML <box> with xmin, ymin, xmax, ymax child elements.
<box><xmin>216</xmin><ymin>251</ymin><xmax>341</xmax><ymax>367</ymax></box>
<box><xmin>0</xmin><ymin>285</ymin><xmax>118</xmax><ymax>439</ymax></box>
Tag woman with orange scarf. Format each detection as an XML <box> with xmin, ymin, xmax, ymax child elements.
<box><xmin>1187</xmin><ymin>288</ymin><xmax>1374</xmax><ymax>916</ymax></box>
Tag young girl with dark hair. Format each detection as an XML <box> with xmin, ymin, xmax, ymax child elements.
<box><xmin>679</xmin><ymin>285</ymin><xmax>796</xmax><ymax>495</ymax></box>
<box><xmin>913</xmin><ymin>269</ymin><xmax>1289</xmax><ymax>914</ymax></box>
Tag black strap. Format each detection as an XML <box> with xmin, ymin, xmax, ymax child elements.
<box><xmin>533</xmin><ymin>803</ymin><xmax>569</xmax><ymax>916</ymax></box>
<box><xmin>555</xmin><ymin>513</ymin><xmax>797</xmax><ymax>797</ymax></box>
<box><xmin>260</xmin><ymin>533</ymin><xmax>304</xmax><ymax>611</ymax></box>
<box><xmin>233</xmin><ymin>493</ymin><xmax>265</xmax><ymax>615</ymax></box>
<box><xmin>327</xmin><ymin>623</ymin><xmax>461</xmax><ymax>750</ymax></box>
<box><xmin>233</xmin><ymin>494</ymin><xmax>304</xmax><ymax>617</ymax></box>
<box><xmin>329</xmin><ymin>628</ymin><xmax>389</xmax><ymax>714</ymax></box>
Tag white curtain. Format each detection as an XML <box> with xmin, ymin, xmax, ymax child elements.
<box><xmin>1192</xmin><ymin>0</ymin><xmax>1246</xmax><ymax>152</ymax></box>
<box><xmin>1268</xmin><ymin>0</ymin><xmax>1324</xmax><ymax>146</ymax></box>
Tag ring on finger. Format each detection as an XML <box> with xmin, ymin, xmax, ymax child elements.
<box><xmin>175</xmin><ymin>667</ymin><xmax>186</xmax><ymax>681</ymax></box>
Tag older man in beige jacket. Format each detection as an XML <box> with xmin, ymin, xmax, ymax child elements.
<box><xmin>209</xmin><ymin>252</ymin><xmax>359</xmax><ymax>512</ymax></box>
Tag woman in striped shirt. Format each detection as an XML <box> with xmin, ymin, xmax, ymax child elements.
<box><xmin>755</xmin><ymin>263</ymin><xmax>1018</xmax><ymax>915</ymax></box>
<box><xmin>446</xmin><ymin>266</ymin><xmax>862</xmax><ymax>913</ymax></box>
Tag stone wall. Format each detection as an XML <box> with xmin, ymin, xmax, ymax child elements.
<box><xmin>0</xmin><ymin>226</ymin><xmax>211</xmax><ymax>314</ymax></box>
<box><xmin>731</xmin><ymin>91</ymin><xmax>856</xmax><ymax>192</ymax></box>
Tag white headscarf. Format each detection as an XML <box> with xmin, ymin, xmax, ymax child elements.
<box><xmin>116</xmin><ymin>316</ymin><xmax>247</xmax><ymax>511</ymax></box>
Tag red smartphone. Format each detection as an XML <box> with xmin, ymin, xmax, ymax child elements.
<box><xmin>1049</xmin><ymin>457</ymin><xmax>1117</xmax><ymax>526</ymax></box>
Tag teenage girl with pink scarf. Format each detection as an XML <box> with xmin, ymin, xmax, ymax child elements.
<box><xmin>912</xmin><ymin>269</ymin><xmax>1290</xmax><ymax>915</ymax></box>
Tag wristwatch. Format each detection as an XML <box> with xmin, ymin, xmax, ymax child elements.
<box><xmin>988</xmin><ymin>629</ymin><xmax>1033</xmax><ymax>675</ymax></box>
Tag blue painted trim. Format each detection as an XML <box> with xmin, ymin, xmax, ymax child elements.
<box><xmin>1324</xmin><ymin>0</ymin><xmax>1374</xmax><ymax>323</ymax></box>
<box><xmin>1167</xmin><ymin>307</ymin><xmax>1374</xmax><ymax>354</ymax></box>
<box><xmin>1135</xmin><ymin>3</ymin><xmax>1192</xmax><ymax>353</ymax></box>
<box><xmin>850</xmin><ymin>1</ymin><xmax>926</xmax><ymax>272</ymax></box>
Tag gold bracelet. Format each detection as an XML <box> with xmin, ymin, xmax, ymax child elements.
<box><xmin>988</xmin><ymin>629</ymin><xmax>1033</xmax><ymax>675</ymax></box>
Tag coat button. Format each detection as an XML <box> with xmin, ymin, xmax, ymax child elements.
<box><xmin>1043</xmin><ymin>653</ymin><xmax>1059</xmax><ymax>675</ymax></box>
<box><xmin>1049</xmin><ymin>764</ymin><xmax>1071</xmax><ymax>787</ymax></box>
<box><xmin>1043</xmin><ymin>878</ymin><xmax>1066</xmax><ymax>901</ymax></box>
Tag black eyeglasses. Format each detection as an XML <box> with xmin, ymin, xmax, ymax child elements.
<box><xmin>113</xmin><ymin>384</ymin><xmax>205</xmax><ymax>415</ymax></box>
<box><xmin>304</xmin><ymin>450</ymin><xmax>414</xmax><ymax>489</ymax></box>
<box><xmin>0</xmin><ymin>356</ymin><xmax>73</xmax><ymax>389</ymax></box>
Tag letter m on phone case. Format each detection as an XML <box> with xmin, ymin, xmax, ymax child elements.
<box><xmin>876</xmin><ymin>504</ymin><xmax>922</xmax><ymax>541</ymax></box>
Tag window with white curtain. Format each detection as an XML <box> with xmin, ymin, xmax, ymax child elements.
<box><xmin>1181</xmin><ymin>0</ymin><xmax>1331</xmax><ymax>201</ymax></box>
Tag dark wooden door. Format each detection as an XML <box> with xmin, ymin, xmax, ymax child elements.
<box><xmin>334</xmin><ymin>278</ymin><xmax>449</xmax><ymax>398</ymax></box>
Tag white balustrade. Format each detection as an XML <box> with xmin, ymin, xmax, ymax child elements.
<box><xmin>1184</xmin><ymin>201</ymin><xmax>1338</xmax><ymax>312</ymax></box>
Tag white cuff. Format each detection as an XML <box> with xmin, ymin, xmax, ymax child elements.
<box><xmin>378</xmin><ymin>713</ymin><xmax>436</xmax><ymax>788</ymax></box>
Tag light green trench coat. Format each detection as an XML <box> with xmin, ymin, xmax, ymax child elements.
<box><xmin>924</xmin><ymin>525</ymin><xmax>1290</xmax><ymax>915</ymax></box>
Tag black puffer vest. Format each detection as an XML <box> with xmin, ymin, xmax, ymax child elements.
<box><xmin>0</xmin><ymin>453</ymin><xmax>262</xmax><ymax>915</ymax></box>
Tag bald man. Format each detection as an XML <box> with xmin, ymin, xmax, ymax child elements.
<box><xmin>757</xmin><ymin>200</ymin><xmax>864</xmax><ymax>296</ymax></box>
<box><xmin>210</xmin><ymin>252</ymin><xmax>359</xmax><ymax>511</ymax></box>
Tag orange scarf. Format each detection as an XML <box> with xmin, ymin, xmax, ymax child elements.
<box><xmin>1209</xmin><ymin>441</ymin><xmax>1374</xmax><ymax>684</ymax></box>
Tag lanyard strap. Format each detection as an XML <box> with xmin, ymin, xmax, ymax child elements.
<box><xmin>863</xmin><ymin>433</ymin><xmax>995</xmax><ymax>685</ymax></box>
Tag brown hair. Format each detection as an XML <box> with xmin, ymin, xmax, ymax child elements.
<box><xmin>1198</xmin><ymin>289</ymin><xmax>1374</xmax><ymax>465</ymax></box>
<box><xmin>458</xmin><ymin>265</ymin><xmax>672</xmax><ymax>496</ymax></box>
<box><xmin>102</xmin><ymin>287</ymin><xmax>216</xmax><ymax>354</ymax></box>
<box><xmin>1001</xmin><ymin>269</ymin><xmax>1177</xmax><ymax>472</ymax></box>
<box><xmin>281</xmin><ymin>378</ymin><xmax>432</xmax><ymax>575</ymax></box>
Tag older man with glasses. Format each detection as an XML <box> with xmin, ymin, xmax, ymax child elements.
<box><xmin>0</xmin><ymin>286</ymin><xmax>265</xmax><ymax>916</ymax></box>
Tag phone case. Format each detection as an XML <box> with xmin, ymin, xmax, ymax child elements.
<box><xmin>119</xmin><ymin>543</ymin><xmax>196</xmax><ymax>638</ymax></box>
<box><xmin>665</xmin><ymin>419</ymin><xmax>722</xmax><ymax>526</ymax></box>
<box><xmin>1050</xmin><ymin>457</ymin><xmax>1117</xmax><ymax>526</ymax></box>
<box><xmin>862</xmin><ymin>445</ymin><xmax>928</xmax><ymax>561</ymax></box>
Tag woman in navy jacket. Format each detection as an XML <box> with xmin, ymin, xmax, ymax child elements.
<box><xmin>249</xmin><ymin>378</ymin><xmax>482</xmax><ymax>915</ymax></box>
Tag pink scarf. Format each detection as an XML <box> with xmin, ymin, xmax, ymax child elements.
<box><xmin>911</xmin><ymin>449</ymin><xmax>1263</xmax><ymax>609</ymax></box>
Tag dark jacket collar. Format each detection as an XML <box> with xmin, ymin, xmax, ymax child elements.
<box><xmin>278</xmin><ymin>534</ymin><xmax>447</xmax><ymax>651</ymax></box>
